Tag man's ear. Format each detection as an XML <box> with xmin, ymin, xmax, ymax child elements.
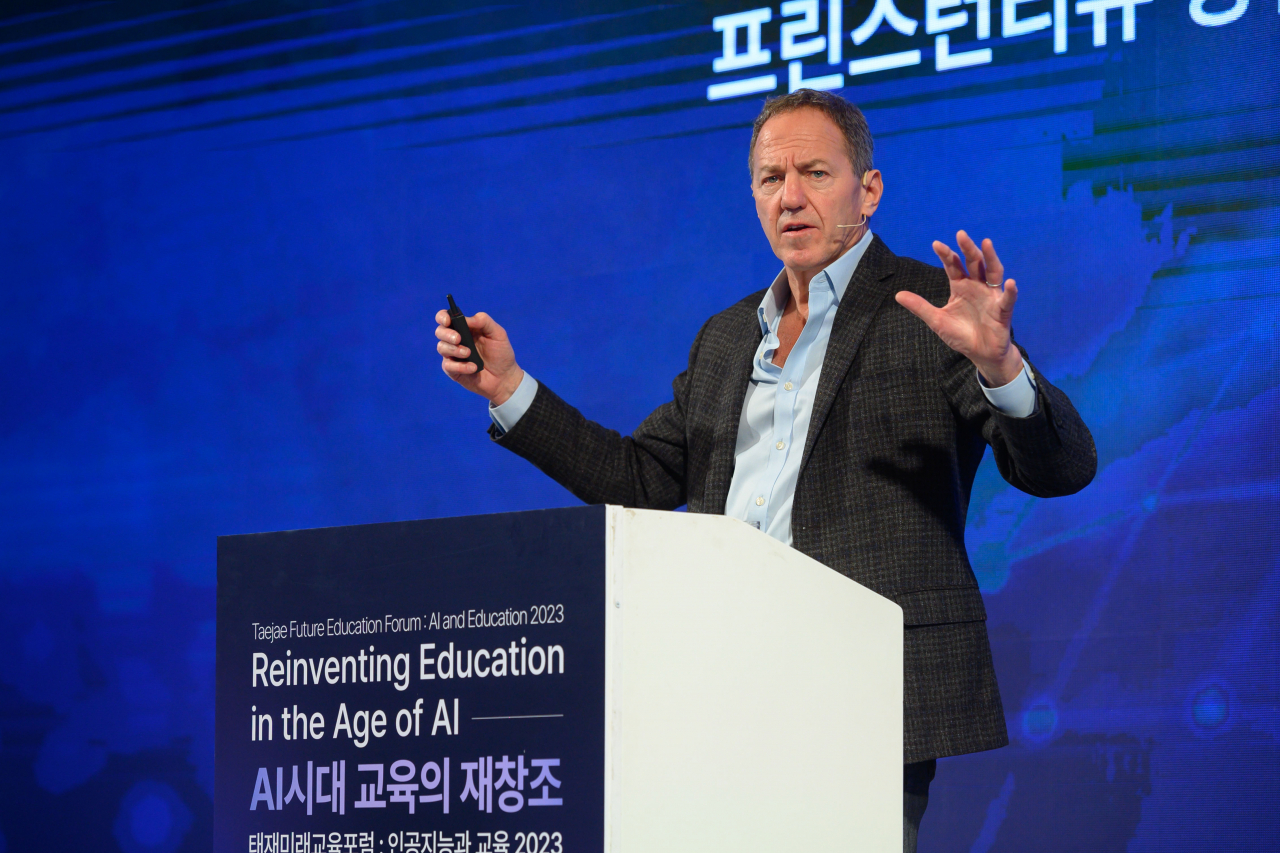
<box><xmin>861</xmin><ymin>169</ymin><xmax>884</xmax><ymax>217</ymax></box>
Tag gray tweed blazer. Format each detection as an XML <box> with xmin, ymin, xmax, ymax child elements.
<box><xmin>491</xmin><ymin>235</ymin><xmax>1096</xmax><ymax>763</ymax></box>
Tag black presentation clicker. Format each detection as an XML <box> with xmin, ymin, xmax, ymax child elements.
<box><xmin>446</xmin><ymin>293</ymin><xmax>484</xmax><ymax>371</ymax></box>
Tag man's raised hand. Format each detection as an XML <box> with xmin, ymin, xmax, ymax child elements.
<box><xmin>894</xmin><ymin>230</ymin><xmax>1024</xmax><ymax>387</ymax></box>
<box><xmin>434</xmin><ymin>308</ymin><xmax>524</xmax><ymax>405</ymax></box>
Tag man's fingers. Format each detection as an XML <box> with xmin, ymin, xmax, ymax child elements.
<box><xmin>437</xmin><ymin>339</ymin><xmax>470</xmax><ymax>359</ymax></box>
<box><xmin>437</xmin><ymin>309</ymin><xmax>504</xmax><ymax>351</ymax></box>
<box><xmin>956</xmin><ymin>230</ymin><xmax>985</xmax><ymax>281</ymax></box>
<box><xmin>932</xmin><ymin>240</ymin><xmax>968</xmax><ymax>281</ymax></box>
<box><xmin>435</xmin><ymin>308</ymin><xmax>467</xmax><ymax>348</ymax></box>
<box><xmin>895</xmin><ymin>290</ymin><xmax>945</xmax><ymax>331</ymax></box>
<box><xmin>467</xmin><ymin>311</ymin><xmax>500</xmax><ymax>337</ymax></box>
<box><xmin>440</xmin><ymin>356</ymin><xmax>478</xmax><ymax>378</ymax></box>
<box><xmin>981</xmin><ymin>238</ymin><xmax>1005</xmax><ymax>285</ymax></box>
<box><xmin>435</xmin><ymin>323</ymin><xmax>460</xmax><ymax>344</ymax></box>
<box><xmin>1000</xmin><ymin>278</ymin><xmax>1018</xmax><ymax>310</ymax></box>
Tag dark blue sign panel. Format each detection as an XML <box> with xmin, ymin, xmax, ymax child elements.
<box><xmin>216</xmin><ymin>506</ymin><xmax>607</xmax><ymax>853</ymax></box>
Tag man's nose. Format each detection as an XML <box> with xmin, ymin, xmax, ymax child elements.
<box><xmin>780</xmin><ymin>171</ymin><xmax>806</xmax><ymax>210</ymax></box>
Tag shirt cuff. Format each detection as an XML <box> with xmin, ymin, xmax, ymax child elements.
<box><xmin>488</xmin><ymin>372</ymin><xmax>538</xmax><ymax>435</ymax></box>
<box><xmin>979</xmin><ymin>360</ymin><xmax>1039</xmax><ymax>418</ymax></box>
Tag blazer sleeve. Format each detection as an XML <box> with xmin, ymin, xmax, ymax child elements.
<box><xmin>937</xmin><ymin>338</ymin><xmax>1098</xmax><ymax>498</ymax></box>
<box><xmin>486</xmin><ymin>322</ymin><xmax>708</xmax><ymax>509</ymax></box>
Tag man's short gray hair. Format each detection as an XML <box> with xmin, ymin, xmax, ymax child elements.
<box><xmin>748</xmin><ymin>89</ymin><xmax>874</xmax><ymax>178</ymax></box>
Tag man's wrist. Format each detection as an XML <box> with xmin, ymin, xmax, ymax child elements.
<box><xmin>974</xmin><ymin>349</ymin><xmax>1024</xmax><ymax>388</ymax></box>
<box><xmin>978</xmin><ymin>358</ymin><xmax>1038</xmax><ymax>417</ymax></box>
<box><xmin>489</xmin><ymin>368</ymin><xmax>525</xmax><ymax>407</ymax></box>
<box><xmin>488</xmin><ymin>372</ymin><xmax>538</xmax><ymax>435</ymax></box>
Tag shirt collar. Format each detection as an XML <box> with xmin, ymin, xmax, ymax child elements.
<box><xmin>757</xmin><ymin>228</ymin><xmax>875</xmax><ymax>333</ymax></box>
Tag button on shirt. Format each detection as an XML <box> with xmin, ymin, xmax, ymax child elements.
<box><xmin>488</xmin><ymin>229</ymin><xmax>1039</xmax><ymax>546</ymax></box>
<box><xmin>722</xmin><ymin>229</ymin><xmax>872</xmax><ymax>544</ymax></box>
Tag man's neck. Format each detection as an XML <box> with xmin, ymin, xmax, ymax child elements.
<box><xmin>782</xmin><ymin>225</ymin><xmax>866</xmax><ymax>321</ymax></box>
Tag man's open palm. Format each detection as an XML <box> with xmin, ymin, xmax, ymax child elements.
<box><xmin>895</xmin><ymin>230</ymin><xmax>1024</xmax><ymax>386</ymax></box>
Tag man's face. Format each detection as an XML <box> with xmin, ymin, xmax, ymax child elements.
<box><xmin>751</xmin><ymin>108</ymin><xmax>864</xmax><ymax>275</ymax></box>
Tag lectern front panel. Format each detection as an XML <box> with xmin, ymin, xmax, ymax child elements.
<box><xmin>216</xmin><ymin>506</ymin><xmax>607</xmax><ymax>853</ymax></box>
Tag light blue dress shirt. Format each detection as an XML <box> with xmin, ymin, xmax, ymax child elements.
<box><xmin>721</xmin><ymin>229</ymin><xmax>875</xmax><ymax>542</ymax></box>
<box><xmin>490</xmin><ymin>230</ymin><xmax>1038</xmax><ymax>545</ymax></box>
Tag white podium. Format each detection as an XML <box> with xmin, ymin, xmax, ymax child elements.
<box><xmin>217</xmin><ymin>505</ymin><xmax>902</xmax><ymax>852</ymax></box>
<box><xmin>603</xmin><ymin>507</ymin><xmax>903</xmax><ymax>852</ymax></box>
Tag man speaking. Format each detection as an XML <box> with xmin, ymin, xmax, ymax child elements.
<box><xmin>435</xmin><ymin>89</ymin><xmax>1096</xmax><ymax>851</ymax></box>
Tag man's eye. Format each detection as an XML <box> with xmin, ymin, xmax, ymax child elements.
<box><xmin>811</xmin><ymin>170</ymin><xmax>826</xmax><ymax>178</ymax></box>
<box><xmin>762</xmin><ymin>176</ymin><xmax>779</xmax><ymax>184</ymax></box>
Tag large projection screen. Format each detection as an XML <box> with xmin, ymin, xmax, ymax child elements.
<box><xmin>0</xmin><ymin>1</ymin><xmax>1275</xmax><ymax>851</ymax></box>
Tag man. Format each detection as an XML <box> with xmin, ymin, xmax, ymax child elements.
<box><xmin>434</xmin><ymin>89</ymin><xmax>1095</xmax><ymax>851</ymax></box>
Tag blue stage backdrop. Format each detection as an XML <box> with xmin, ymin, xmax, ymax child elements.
<box><xmin>0</xmin><ymin>1</ymin><xmax>1276</xmax><ymax>850</ymax></box>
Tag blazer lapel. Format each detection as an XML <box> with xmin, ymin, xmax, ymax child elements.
<box><xmin>798</xmin><ymin>236</ymin><xmax>899</xmax><ymax>477</ymax></box>
<box><xmin>703</xmin><ymin>299</ymin><xmax>764</xmax><ymax>515</ymax></box>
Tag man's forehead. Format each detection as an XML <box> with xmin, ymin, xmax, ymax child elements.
<box><xmin>753</xmin><ymin>110</ymin><xmax>849</xmax><ymax>169</ymax></box>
